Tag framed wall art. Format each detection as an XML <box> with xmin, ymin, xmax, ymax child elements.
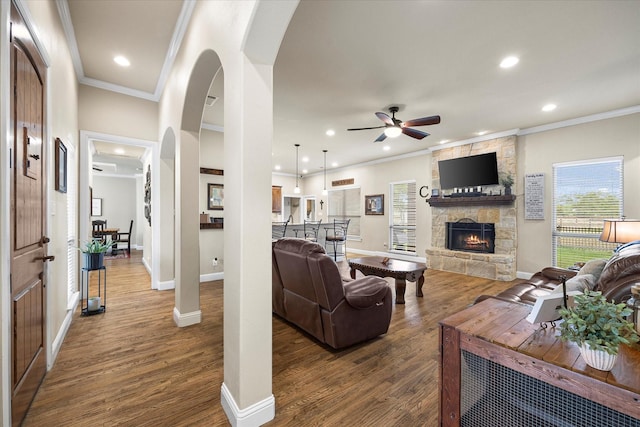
<box><xmin>55</xmin><ymin>138</ymin><xmax>67</xmax><ymax>193</ymax></box>
<box><xmin>208</xmin><ymin>183</ymin><xmax>224</xmax><ymax>210</ymax></box>
<box><xmin>365</xmin><ymin>194</ymin><xmax>384</xmax><ymax>215</ymax></box>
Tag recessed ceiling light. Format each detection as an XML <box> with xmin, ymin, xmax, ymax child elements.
<box><xmin>476</xmin><ymin>131</ymin><xmax>488</xmax><ymax>136</ymax></box>
<box><xmin>302</xmin><ymin>156</ymin><xmax>309</xmax><ymax>163</ymax></box>
<box><xmin>114</xmin><ymin>55</ymin><xmax>130</xmax><ymax>67</ymax></box>
<box><xmin>302</xmin><ymin>169</ymin><xmax>308</xmax><ymax>174</ymax></box>
<box><xmin>542</xmin><ymin>103</ymin><xmax>557</xmax><ymax>112</ymax></box>
<box><xmin>274</xmin><ymin>165</ymin><xmax>281</xmax><ymax>170</ymax></box>
<box><xmin>331</xmin><ymin>162</ymin><xmax>338</xmax><ymax>167</ymax></box>
<box><xmin>439</xmin><ymin>139</ymin><xmax>449</xmax><ymax>145</ymax></box>
<box><xmin>114</xmin><ymin>148</ymin><xmax>125</xmax><ymax>155</ymax></box>
<box><xmin>383</xmin><ymin>145</ymin><xmax>391</xmax><ymax>151</ymax></box>
<box><xmin>326</xmin><ymin>129</ymin><xmax>335</xmax><ymax>136</ymax></box>
<box><xmin>499</xmin><ymin>56</ymin><xmax>519</xmax><ymax>69</ymax></box>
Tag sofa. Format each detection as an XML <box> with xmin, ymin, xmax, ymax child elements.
<box><xmin>272</xmin><ymin>238</ymin><xmax>393</xmax><ymax>349</ymax></box>
<box><xmin>475</xmin><ymin>242</ymin><xmax>640</xmax><ymax>306</ymax></box>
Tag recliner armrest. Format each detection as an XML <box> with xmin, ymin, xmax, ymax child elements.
<box><xmin>343</xmin><ymin>276</ymin><xmax>390</xmax><ymax>309</ymax></box>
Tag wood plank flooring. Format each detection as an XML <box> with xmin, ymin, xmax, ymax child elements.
<box><xmin>23</xmin><ymin>250</ymin><xmax>520</xmax><ymax>426</ymax></box>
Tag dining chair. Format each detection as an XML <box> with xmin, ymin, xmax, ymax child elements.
<box><xmin>92</xmin><ymin>220</ymin><xmax>107</xmax><ymax>240</ymax></box>
<box><xmin>324</xmin><ymin>219</ymin><xmax>350</xmax><ymax>261</ymax></box>
<box><xmin>113</xmin><ymin>220</ymin><xmax>133</xmax><ymax>254</ymax></box>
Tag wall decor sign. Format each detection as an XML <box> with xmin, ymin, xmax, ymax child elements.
<box><xmin>332</xmin><ymin>178</ymin><xmax>355</xmax><ymax>187</ymax></box>
<box><xmin>525</xmin><ymin>173</ymin><xmax>545</xmax><ymax>220</ymax></box>
<box><xmin>365</xmin><ymin>194</ymin><xmax>384</xmax><ymax>215</ymax></box>
<box><xmin>55</xmin><ymin>137</ymin><xmax>67</xmax><ymax>193</ymax></box>
<box><xmin>208</xmin><ymin>183</ymin><xmax>224</xmax><ymax>210</ymax></box>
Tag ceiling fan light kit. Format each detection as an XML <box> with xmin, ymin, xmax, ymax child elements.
<box><xmin>347</xmin><ymin>105</ymin><xmax>440</xmax><ymax>143</ymax></box>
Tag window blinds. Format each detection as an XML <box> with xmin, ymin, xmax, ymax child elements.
<box><xmin>67</xmin><ymin>145</ymin><xmax>79</xmax><ymax>309</ymax></box>
<box><xmin>552</xmin><ymin>157</ymin><xmax>623</xmax><ymax>267</ymax></box>
<box><xmin>390</xmin><ymin>181</ymin><xmax>416</xmax><ymax>253</ymax></box>
<box><xmin>328</xmin><ymin>187</ymin><xmax>361</xmax><ymax>238</ymax></box>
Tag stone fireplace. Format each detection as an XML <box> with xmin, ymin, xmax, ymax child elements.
<box><xmin>426</xmin><ymin>136</ymin><xmax>517</xmax><ymax>281</ymax></box>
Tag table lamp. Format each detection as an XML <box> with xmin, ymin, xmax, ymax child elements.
<box><xmin>599</xmin><ymin>218</ymin><xmax>640</xmax><ymax>248</ymax></box>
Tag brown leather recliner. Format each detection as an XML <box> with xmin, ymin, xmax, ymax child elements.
<box><xmin>475</xmin><ymin>243</ymin><xmax>640</xmax><ymax>305</ymax></box>
<box><xmin>272</xmin><ymin>238</ymin><xmax>392</xmax><ymax>349</ymax></box>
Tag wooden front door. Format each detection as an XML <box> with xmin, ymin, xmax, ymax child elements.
<box><xmin>10</xmin><ymin>4</ymin><xmax>49</xmax><ymax>425</ymax></box>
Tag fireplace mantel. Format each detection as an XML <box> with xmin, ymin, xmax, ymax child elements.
<box><xmin>427</xmin><ymin>194</ymin><xmax>515</xmax><ymax>208</ymax></box>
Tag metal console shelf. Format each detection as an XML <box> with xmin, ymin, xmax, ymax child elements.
<box><xmin>80</xmin><ymin>266</ymin><xmax>106</xmax><ymax>316</ymax></box>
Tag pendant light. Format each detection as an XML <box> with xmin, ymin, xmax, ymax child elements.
<box><xmin>294</xmin><ymin>144</ymin><xmax>301</xmax><ymax>194</ymax></box>
<box><xmin>322</xmin><ymin>149</ymin><xmax>328</xmax><ymax>195</ymax></box>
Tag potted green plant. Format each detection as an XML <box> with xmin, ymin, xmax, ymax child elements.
<box><xmin>500</xmin><ymin>173</ymin><xmax>514</xmax><ymax>195</ymax></box>
<box><xmin>78</xmin><ymin>239</ymin><xmax>111</xmax><ymax>270</ymax></box>
<box><xmin>559</xmin><ymin>290</ymin><xmax>639</xmax><ymax>371</ymax></box>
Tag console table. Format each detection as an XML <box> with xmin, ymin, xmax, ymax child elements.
<box><xmin>439</xmin><ymin>298</ymin><xmax>640</xmax><ymax>426</ymax></box>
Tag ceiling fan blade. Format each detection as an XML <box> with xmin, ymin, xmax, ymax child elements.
<box><xmin>375</xmin><ymin>112</ymin><xmax>394</xmax><ymax>126</ymax></box>
<box><xmin>374</xmin><ymin>133</ymin><xmax>388</xmax><ymax>143</ymax></box>
<box><xmin>403</xmin><ymin>115</ymin><xmax>441</xmax><ymax>127</ymax></box>
<box><xmin>347</xmin><ymin>125</ymin><xmax>386</xmax><ymax>131</ymax></box>
<box><xmin>402</xmin><ymin>127</ymin><xmax>429</xmax><ymax>140</ymax></box>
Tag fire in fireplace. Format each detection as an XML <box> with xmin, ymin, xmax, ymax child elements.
<box><xmin>446</xmin><ymin>220</ymin><xmax>495</xmax><ymax>254</ymax></box>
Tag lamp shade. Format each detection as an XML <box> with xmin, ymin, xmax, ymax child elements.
<box><xmin>599</xmin><ymin>219</ymin><xmax>640</xmax><ymax>244</ymax></box>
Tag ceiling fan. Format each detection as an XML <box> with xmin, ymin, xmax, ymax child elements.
<box><xmin>347</xmin><ymin>106</ymin><xmax>441</xmax><ymax>142</ymax></box>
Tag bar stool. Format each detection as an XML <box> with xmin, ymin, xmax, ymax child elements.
<box><xmin>324</xmin><ymin>219</ymin><xmax>350</xmax><ymax>261</ymax></box>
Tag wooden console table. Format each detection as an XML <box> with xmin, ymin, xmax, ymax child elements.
<box><xmin>439</xmin><ymin>298</ymin><xmax>640</xmax><ymax>426</ymax></box>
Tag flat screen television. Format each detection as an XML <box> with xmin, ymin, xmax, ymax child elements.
<box><xmin>438</xmin><ymin>152</ymin><xmax>499</xmax><ymax>190</ymax></box>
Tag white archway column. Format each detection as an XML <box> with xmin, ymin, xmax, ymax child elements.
<box><xmin>173</xmin><ymin>129</ymin><xmax>201</xmax><ymax>326</ymax></box>
<box><xmin>220</xmin><ymin>56</ymin><xmax>275</xmax><ymax>425</ymax></box>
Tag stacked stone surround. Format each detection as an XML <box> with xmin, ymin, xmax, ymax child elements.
<box><xmin>426</xmin><ymin>136</ymin><xmax>517</xmax><ymax>281</ymax></box>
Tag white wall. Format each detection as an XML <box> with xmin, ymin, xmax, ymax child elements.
<box><xmin>90</xmin><ymin>175</ymin><xmax>137</xmax><ymax>247</ymax></box>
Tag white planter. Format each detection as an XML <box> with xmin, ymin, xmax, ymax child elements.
<box><xmin>579</xmin><ymin>343</ymin><xmax>618</xmax><ymax>371</ymax></box>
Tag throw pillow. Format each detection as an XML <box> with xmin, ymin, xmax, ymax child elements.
<box><xmin>577</xmin><ymin>258</ymin><xmax>608</xmax><ymax>281</ymax></box>
<box><xmin>551</xmin><ymin>274</ymin><xmax>596</xmax><ymax>294</ymax></box>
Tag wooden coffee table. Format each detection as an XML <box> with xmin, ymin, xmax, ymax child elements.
<box><xmin>348</xmin><ymin>256</ymin><xmax>427</xmax><ymax>304</ymax></box>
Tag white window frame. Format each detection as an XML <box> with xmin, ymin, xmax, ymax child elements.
<box><xmin>66</xmin><ymin>144</ymin><xmax>79</xmax><ymax>309</ymax></box>
<box><xmin>389</xmin><ymin>180</ymin><xmax>417</xmax><ymax>255</ymax></box>
<box><xmin>552</xmin><ymin>156</ymin><xmax>623</xmax><ymax>267</ymax></box>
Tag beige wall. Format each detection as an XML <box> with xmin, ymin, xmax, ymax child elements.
<box><xmin>298</xmin><ymin>153</ymin><xmax>432</xmax><ymax>258</ymax></box>
<box><xmin>516</xmin><ymin>113</ymin><xmax>640</xmax><ymax>274</ymax></box>
<box><xmin>78</xmin><ymin>85</ymin><xmax>158</xmax><ymax>141</ymax></box>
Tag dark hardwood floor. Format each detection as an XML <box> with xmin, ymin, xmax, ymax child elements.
<box><xmin>23</xmin><ymin>250</ymin><xmax>519</xmax><ymax>426</ymax></box>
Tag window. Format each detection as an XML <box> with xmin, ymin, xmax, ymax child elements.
<box><xmin>552</xmin><ymin>157</ymin><xmax>623</xmax><ymax>267</ymax></box>
<box><xmin>390</xmin><ymin>180</ymin><xmax>416</xmax><ymax>254</ymax></box>
<box><xmin>328</xmin><ymin>187</ymin><xmax>360</xmax><ymax>238</ymax></box>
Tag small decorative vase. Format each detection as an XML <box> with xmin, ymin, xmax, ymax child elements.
<box><xmin>504</xmin><ymin>186</ymin><xmax>512</xmax><ymax>196</ymax></box>
<box><xmin>579</xmin><ymin>343</ymin><xmax>618</xmax><ymax>371</ymax></box>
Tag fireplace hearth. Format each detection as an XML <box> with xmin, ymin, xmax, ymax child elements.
<box><xmin>446</xmin><ymin>220</ymin><xmax>495</xmax><ymax>254</ymax></box>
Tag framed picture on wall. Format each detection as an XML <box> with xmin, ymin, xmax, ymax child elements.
<box><xmin>55</xmin><ymin>138</ymin><xmax>67</xmax><ymax>193</ymax></box>
<box><xmin>208</xmin><ymin>183</ymin><xmax>224</xmax><ymax>210</ymax></box>
<box><xmin>365</xmin><ymin>194</ymin><xmax>384</xmax><ymax>215</ymax></box>
<box><xmin>92</xmin><ymin>198</ymin><xmax>102</xmax><ymax>216</ymax></box>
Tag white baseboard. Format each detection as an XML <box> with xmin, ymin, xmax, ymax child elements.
<box><xmin>157</xmin><ymin>279</ymin><xmax>175</xmax><ymax>290</ymax></box>
<box><xmin>200</xmin><ymin>272</ymin><xmax>224</xmax><ymax>282</ymax></box>
<box><xmin>221</xmin><ymin>382</ymin><xmax>275</xmax><ymax>427</ymax></box>
<box><xmin>50</xmin><ymin>302</ymin><xmax>77</xmax><ymax>369</ymax></box>
<box><xmin>172</xmin><ymin>306</ymin><xmax>201</xmax><ymax>327</ymax></box>
<box><xmin>142</xmin><ymin>256</ymin><xmax>151</xmax><ymax>275</ymax></box>
<box><xmin>348</xmin><ymin>248</ymin><xmax>427</xmax><ymax>264</ymax></box>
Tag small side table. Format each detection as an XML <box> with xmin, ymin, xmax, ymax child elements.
<box><xmin>80</xmin><ymin>266</ymin><xmax>106</xmax><ymax>316</ymax></box>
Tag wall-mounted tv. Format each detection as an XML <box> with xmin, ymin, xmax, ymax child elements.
<box><xmin>438</xmin><ymin>152</ymin><xmax>499</xmax><ymax>190</ymax></box>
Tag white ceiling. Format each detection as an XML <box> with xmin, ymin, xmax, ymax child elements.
<box><xmin>59</xmin><ymin>0</ymin><xmax>640</xmax><ymax>176</ymax></box>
